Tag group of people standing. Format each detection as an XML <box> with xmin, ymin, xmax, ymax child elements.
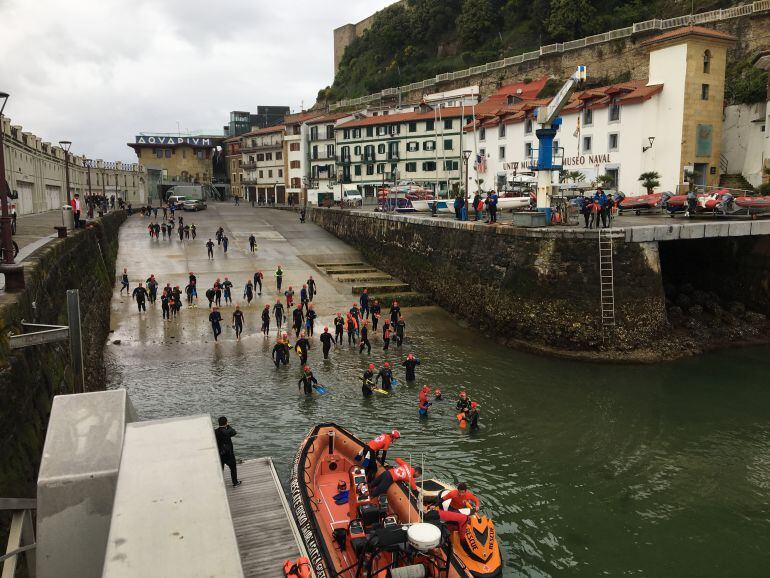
<box><xmin>577</xmin><ymin>188</ymin><xmax>616</xmax><ymax>229</ymax></box>
<box><xmin>452</xmin><ymin>191</ymin><xmax>499</xmax><ymax>223</ymax></box>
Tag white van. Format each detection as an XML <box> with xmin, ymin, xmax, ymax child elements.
<box><xmin>307</xmin><ymin>187</ymin><xmax>363</xmax><ymax>206</ymax></box>
<box><xmin>167</xmin><ymin>195</ymin><xmax>187</xmax><ymax>206</ymax></box>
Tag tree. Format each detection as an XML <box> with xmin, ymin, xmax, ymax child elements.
<box><xmin>595</xmin><ymin>174</ymin><xmax>615</xmax><ymax>189</ymax></box>
<box><xmin>638</xmin><ymin>171</ymin><xmax>660</xmax><ymax>194</ymax></box>
<box><xmin>725</xmin><ymin>59</ymin><xmax>768</xmax><ymax>105</ymax></box>
<box><xmin>565</xmin><ymin>170</ymin><xmax>586</xmax><ymax>183</ymax></box>
<box><xmin>456</xmin><ymin>0</ymin><xmax>498</xmax><ymax>47</ymax></box>
<box><xmin>546</xmin><ymin>0</ymin><xmax>596</xmax><ymax>41</ymax></box>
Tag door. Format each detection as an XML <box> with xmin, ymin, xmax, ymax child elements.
<box><xmin>605</xmin><ymin>168</ymin><xmax>619</xmax><ymax>192</ymax></box>
<box><xmin>694</xmin><ymin>163</ymin><xmax>708</xmax><ymax>191</ymax></box>
<box><xmin>46</xmin><ymin>185</ymin><xmax>61</xmax><ymax>211</ymax></box>
<box><xmin>17</xmin><ymin>181</ymin><xmax>34</xmax><ymax>215</ymax></box>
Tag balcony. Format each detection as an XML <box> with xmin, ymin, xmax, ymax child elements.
<box><xmin>241</xmin><ymin>162</ymin><xmax>257</xmax><ymax>170</ymax></box>
<box><xmin>387</xmin><ymin>152</ymin><xmax>399</xmax><ymax>161</ymax></box>
<box><xmin>311</xmin><ymin>152</ymin><xmax>335</xmax><ymax>161</ymax></box>
<box><xmin>363</xmin><ymin>154</ymin><xmax>376</xmax><ymax>163</ymax></box>
<box><xmin>336</xmin><ymin>155</ymin><xmax>352</xmax><ymax>165</ymax></box>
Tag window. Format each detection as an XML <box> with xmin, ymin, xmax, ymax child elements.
<box><xmin>259</xmin><ymin>170</ymin><xmax>264</xmax><ymax>178</ymax></box>
<box><xmin>343</xmin><ymin>129</ymin><xmax>350</xmax><ymax>140</ymax></box>
<box><xmin>389</xmin><ymin>125</ymin><xmax>400</xmax><ymax>135</ymax></box>
<box><xmin>407</xmin><ymin>142</ymin><xmax>419</xmax><ymax>152</ymax></box>
<box><xmin>276</xmin><ymin>152</ymin><xmax>282</xmax><ymax>160</ymax></box>
<box><xmin>168</xmin><ymin>149</ymin><xmax>176</xmax><ymax>158</ymax></box>
<box><xmin>480</xmin><ymin>127</ymin><xmax>486</xmax><ymax>141</ymax></box>
<box><xmin>354</xmin><ymin>146</ymin><xmax>362</xmax><ymax>156</ymax></box>
<box><xmin>499</xmin><ymin>146</ymin><xmax>506</xmax><ymax>160</ymax></box>
<box><xmin>326</xmin><ymin>125</ymin><xmax>335</xmax><ymax>139</ymax></box>
<box><xmin>444</xmin><ymin>160</ymin><xmax>459</xmax><ymax>171</ymax></box>
<box><xmin>290</xmin><ymin>160</ymin><xmax>301</xmax><ymax>169</ymax></box>
<box><xmin>583</xmin><ymin>136</ymin><xmax>592</xmax><ymax>153</ymax></box>
<box><xmin>327</xmin><ymin>144</ymin><xmax>335</xmax><ymax>157</ymax></box>
<box><xmin>609</xmin><ymin>99</ymin><xmax>620</xmax><ymax>122</ymax></box>
<box><xmin>266</xmin><ymin>153</ymin><xmax>273</xmax><ymax>161</ymax></box>
<box><xmin>423</xmin><ymin>141</ymin><xmax>436</xmax><ymax>151</ymax></box>
<box><xmin>444</xmin><ymin>119</ymin><xmax>453</xmax><ymax>130</ymax></box>
<box><xmin>278</xmin><ymin>169</ymin><xmax>283</xmax><ymax>177</ymax></box>
<box><xmin>352</xmin><ymin>129</ymin><xmax>361</xmax><ymax>138</ymax></box>
<box><xmin>268</xmin><ymin>170</ymin><xmax>273</xmax><ymax>178</ymax></box>
<box><xmin>376</xmin><ymin>163</ymin><xmax>385</xmax><ymax>174</ymax></box>
<box><xmin>443</xmin><ymin>139</ymin><xmax>453</xmax><ymax>150</ymax></box>
<box><xmin>155</xmin><ymin>149</ymin><xmax>163</xmax><ymax>159</ymax></box>
<box><xmin>405</xmin><ymin>162</ymin><xmax>417</xmax><ymax>173</ymax></box>
<box><xmin>366</xmin><ymin>165</ymin><xmax>374</xmax><ymax>175</ymax></box>
<box><xmin>354</xmin><ymin>165</ymin><xmax>361</xmax><ymax>176</ymax></box>
<box><xmin>422</xmin><ymin>161</ymin><xmax>437</xmax><ymax>171</ymax></box>
<box><xmin>311</xmin><ymin>146</ymin><xmax>318</xmax><ymax>160</ymax></box>
<box><xmin>524</xmin><ymin>142</ymin><xmax>532</xmax><ymax>158</ymax></box>
<box><xmin>425</xmin><ymin>120</ymin><xmax>434</xmax><ymax>131</ymax></box>
<box><xmin>257</xmin><ymin>153</ymin><xmax>265</xmax><ymax>161</ymax></box>
<box><xmin>525</xmin><ymin>118</ymin><xmax>533</xmax><ymax>134</ymax></box>
<box><xmin>289</xmin><ymin>142</ymin><xmax>300</xmax><ymax>151</ymax></box>
<box><xmin>703</xmin><ymin>50</ymin><xmax>711</xmax><ymax>74</ymax></box>
<box><xmin>583</xmin><ymin>108</ymin><xmax>593</xmax><ymax>125</ymax></box>
<box><xmin>310</xmin><ymin>127</ymin><xmax>318</xmax><ymax>141</ymax></box>
<box><xmin>701</xmin><ymin>84</ymin><xmax>710</xmax><ymax>100</ymax></box>
<box><xmin>408</xmin><ymin>122</ymin><xmax>417</xmax><ymax>133</ymax></box>
<box><xmin>364</xmin><ymin>145</ymin><xmax>375</xmax><ymax>160</ymax></box>
<box><xmin>378</xmin><ymin>144</ymin><xmax>386</xmax><ymax>154</ymax></box>
<box><xmin>376</xmin><ymin>126</ymin><xmax>387</xmax><ymax>136</ymax></box>
<box><xmin>608</xmin><ymin>133</ymin><xmax>619</xmax><ymax>151</ymax></box>
<box><xmin>341</xmin><ymin>146</ymin><xmax>350</xmax><ymax>160</ymax></box>
<box><xmin>479</xmin><ymin>148</ymin><xmax>485</xmax><ymax>158</ymax></box>
<box><xmin>499</xmin><ymin>124</ymin><xmax>506</xmax><ymax>138</ymax></box>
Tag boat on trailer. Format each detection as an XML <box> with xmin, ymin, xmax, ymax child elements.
<box><xmin>290</xmin><ymin>424</ymin><xmax>503</xmax><ymax>578</ymax></box>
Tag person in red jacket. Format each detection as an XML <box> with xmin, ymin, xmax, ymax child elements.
<box><xmin>370</xmin><ymin>458</ymin><xmax>422</xmax><ymax>497</ymax></box>
<box><xmin>356</xmin><ymin>430</ymin><xmax>400</xmax><ymax>466</ymax></box>
<box><xmin>418</xmin><ymin>385</ymin><xmax>432</xmax><ymax>416</ymax></box>
<box><xmin>441</xmin><ymin>482</ymin><xmax>480</xmax><ymax>511</ymax></box>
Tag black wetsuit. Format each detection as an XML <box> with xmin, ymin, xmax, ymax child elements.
<box><xmin>292</xmin><ymin>308</ymin><xmax>304</xmax><ymax>339</ymax></box>
<box><xmin>334</xmin><ymin>316</ymin><xmax>344</xmax><ymax>345</ymax></box>
<box><xmin>307</xmin><ymin>278</ymin><xmax>316</xmax><ymax>301</ymax></box>
<box><xmin>161</xmin><ymin>292</ymin><xmax>170</xmax><ymax>319</ymax></box>
<box><xmin>233</xmin><ymin>310</ymin><xmax>244</xmax><ymax>339</ymax></box>
<box><xmin>382</xmin><ymin>323</ymin><xmax>391</xmax><ymax>350</ymax></box>
<box><xmin>359</xmin><ymin>325</ymin><xmax>371</xmax><ymax>354</ymax></box>
<box><xmin>402</xmin><ymin>357</ymin><xmax>420</xmax><ymax>382</ymax></box>
<box><xmin>298</xmin><ymin>371</ymin><xmax>318</xmax><ymax>395</ymax></box>
<box><xmin>222</xmin><ymin>280</ymin><xmax>233</xmax><ymax>305</ymax></box>
<box><xmin>214</xmin><ymin>425</ymin><xmax>238</xmax><ymax>485</ymax></box>
<box><xmin>389</xmin><ymin>305</ymin><xmax>400</xmax><ymax>326</ymax></box>
<box><xmin>395</xmin><ymin>319</ymin><xmax>405</xmax><ymax>347</ymax></box>
<box><xmin>254</xmin><ymin>272</ymin><xmax>263</xmax><ymax>295</ymax></box>
<box><xmin>272</xmin><ymin>343</ymin><xmax>287</xmax><ymax>367</ymax></box>
<box><xmin>275</xmin><ymin>269</ymin><xmax>283</xmax><ymax>290</ymax></box>
<box><xmin>362</xmin><ymin>370</ymin><xmax>375</xmax><ymax>397</ymax></box>
<box><xmin>206</xmin><ymin>240</ymin><xmax>214</xmax><ymax>259</ymax></box>
<box><xmin>206</xmin><ymin>289</ymin><xmax>215</xmax><ymax>308</ymax></box>
<box><xmin>376</xmin><ymin>368</ymin><xmax>393</xmax><ymax>390</ymax></box>
<box><xmin>370</xmin><ymin>303</ymin><xmax>381</xmax><ymax>331</ymax></box>
<box><xmin>209</xmin><ymin>310</ymin><xmax>223</xmax><ymax>341</ymax></box>
<box><xmin>295</xmin><ymin>337</ymin><xmax>310</xmax><ymax>365</ymax></box>
<box><xmin>347</xmin><ymin>318</ymin><xmax>357</xmax><ymax>345</ymax></box>
<box><xmin>132</xmin><ymin>286</ymin><xmax>148</xmax><ymax>312</ymax></box>
<box><xmin>467</xmin><ymin>408</ymin><xmax>480</xmax><ymax>430</ymax></box>
<box><xmin>261</xmin><ymin>309</ymin><xmax>271</xmax><ymax>335</ymax></box>
<box><xmin>273</xmin><ymin>302</ymin><xmax>284</xmax><ymax>329</ymax></box>
<box><xmin>320</xmin><ymin>330</ymin><xmax>333</xmax><ymax>359</ymax></box>
<box><xmin>457</xmin><ymin>397</ymin><xmax>472</xmax><ymax>417</ymax></box>
<box><xmin>146</xmin><ymin>278</ymin><xmax>158</xmax><ymax>303</ymax></box>
<box><xmin>305</xmin><ymin>309</ymin><xmax>317</xmax><ymax>336</ymax></box>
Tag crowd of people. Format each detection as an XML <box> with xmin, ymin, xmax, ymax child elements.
<box><xmin>451</xmin><ymin>190</ymin><xmax>500</xmax><ymax>223</ymax></box>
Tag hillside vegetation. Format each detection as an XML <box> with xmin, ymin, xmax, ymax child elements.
<box><xmin>323</xmin><ymin>0</ymin><xmax>764</xmax><ymax>104</ymax></box>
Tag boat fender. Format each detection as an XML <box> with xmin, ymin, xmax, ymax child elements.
<box><xmin>390</xmin><ymin>564</ymin><xmax>427</xmax><ymax>578</ymax></box>
<box><xmin>407</xmin><ymin>522</ymin><xmax>442</xmax><ymax>552</ymax></box>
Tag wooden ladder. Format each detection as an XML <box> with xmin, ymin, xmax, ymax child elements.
<box><xmin>599</xmin><ymin>229</ymin><xmax>616</xmax><ymax>342</ymax></box>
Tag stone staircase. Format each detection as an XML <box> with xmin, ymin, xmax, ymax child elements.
<box><xmin>316</xmin><ymin>261</ymin><xmax>429</xmax><ymax>306</ymax></box>
<box><xmin>719</xmin><ymin>173</ymin><xmax>755</xmax><ymax>193</ymax></box>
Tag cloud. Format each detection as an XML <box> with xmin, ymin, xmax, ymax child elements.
<box><xmin>0</xmin><ymin>0</ymin><xmax>395</xmax><ymax>162</ymax></box>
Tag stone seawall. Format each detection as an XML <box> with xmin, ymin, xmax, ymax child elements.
<box><xmin>0</xmin><ymin>211</ymin><xmax>126</xmax><ymax>500</ymax></box>
<box><xmin>310</xmin><ymin>209</ymin><xmax>669</xmax><ymax>360</ymax></box>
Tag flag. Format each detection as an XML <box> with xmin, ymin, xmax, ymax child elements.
<box><xmin>474</xmin><ymin>154</ymin><xmax>487</xmax><ymax>174</ymax></box>
<box><xmin>573</xmin><ymin>116</ymin><xmax>581</xmax><ymax>139</ymax></box>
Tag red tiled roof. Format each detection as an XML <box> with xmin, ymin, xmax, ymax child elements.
<box><xmin>475</xmin><ymin>77</ymin><xmax>549</xmax><ymax>115</ymax></box>
<box><xmin>337</xmin><ymin>106</ymin><xmax>466</xmax><ymax>129</ymax></box>
<box><xmin>642</xmin><ymin>25</ymin><xmax>736</xmax><ymax>47</ymax></box>
<box><xmin>283</xmin><ymin>110</ymin><xmax>325</xmax><ymax>125</ymax></box>
<box><xmin>242</xmin><ymin>125</ymin><xmax>284</xmax><ymax>137</ymax></box>
<box><xmin>306</xmin><ymin>112</ymin><xmax>351</xmax><ymax>125</ymax></box>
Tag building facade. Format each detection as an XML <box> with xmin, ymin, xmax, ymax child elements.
<box><xmin>240</xmin><ymin>125</ymin><xmax>286</xmax><ymax>204</ymax></box>
<box><xmin>335</xmin><ymin>105</ymin><xmax>473</xmax><ymax>196</ymax></box>
<box><xmin>467</xmin><ymin>26</ymin><xmax>734</xmax><ymax>196</ymax></box>
<box><xmin>2</xmin><ymin>115</ymin><xmax>145</xmax><ymax>215</ymax></box>
<box><xmin>307</xmin><ymin>113</ymin><xmax>351</xmax><ymax>194</ymax></box>
<box><xmin>223</xmin><ymin>137</ymin><xmax>242</xmax><ymax>199</ymax></box>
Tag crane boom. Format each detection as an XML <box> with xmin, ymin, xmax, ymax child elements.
<box><xmin>537</xmin><ymin>66</ymin><xmax>587</xmax><ymax>125</ymax></box>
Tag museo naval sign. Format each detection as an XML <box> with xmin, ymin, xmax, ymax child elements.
<box><xmin>134</xmin><ymin>135</ymin><xmax>213</xmax><ymax>147</ymax></box>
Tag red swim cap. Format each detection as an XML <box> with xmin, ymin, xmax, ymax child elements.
<box><xmin>471</xmin><ymin>402</ymin><xmax>478</xmax><ymax>408</ymax></box>
<box><xmin>384</xmin><ymin>362</ymin><xmax>390</xmax><ymax>367</ymax></box>
<box><xmin>369</xmin><ymin>364</ymin><xmax>375</xmax><ymax>370</ymax></box>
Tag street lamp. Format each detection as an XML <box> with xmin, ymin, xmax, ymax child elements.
<box><xmin>0</xmin><ymin>91</ymin><xmax>15</xmax><ymax>265</ymax></box>
<box><xmin>59</xmin><ymin>140</ymin><xmax>72</xmax><ymax>204</ymax></box>
<box><xmin>642</xmin><ymin>136</ymin><xmax>655</xmax><ymax>153</ymax></box>
<box><xmin>462</xmin><ymin>150</ymin><xmax>472</xmax><ymax>221</ymax></box>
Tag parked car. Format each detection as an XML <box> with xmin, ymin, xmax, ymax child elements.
<box><xmin>182</xmin><ymin>199</ymin><xmax>207</xmax><ymax>211</ymax></box>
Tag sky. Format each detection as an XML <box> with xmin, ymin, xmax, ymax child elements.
<box><xmin>0</xmin><ymin>0</ymin><xmax>394</xmax><ymax>162</ymax></box>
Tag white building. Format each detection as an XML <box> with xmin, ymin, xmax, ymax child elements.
<box><xmin>468</xmin><ymin>26</ymin><xmax>735</xmax><ymax>197</ymax></box>
<box><xmin>307</xmin><ymin>112</ymin><xmax>352</xmax><ymax>193</ymax></box>
<box><xmin>240</xmin><ymin>125</ymin><xmax>285</xmax><ymax>204</ymax></box>
<box><xmin>722</xmin><ymin>101</ymin><xmax>768</xmax><ymax>189</ymax></box>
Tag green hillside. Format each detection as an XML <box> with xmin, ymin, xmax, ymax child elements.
<box><xmin>322</xmin><ymin>0</ymin><xmax>764</xmax><ymax>104</ymax></box>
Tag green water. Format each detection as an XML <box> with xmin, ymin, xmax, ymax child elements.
<box><xmin>106</xmin><ymin>305</ymin><xmax>770</xmax><ymax>577</ymax></box>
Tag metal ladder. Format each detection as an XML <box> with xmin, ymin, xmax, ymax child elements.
<box><xmin>599</xmin><ymin>229</ymin><xmax>615</xmax><ymax>342</ymax></box>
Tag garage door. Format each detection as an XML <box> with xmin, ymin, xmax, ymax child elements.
<box><xmin>46</xmin><ymin>185</ymin><xmax>61</xmax><ymax>211</ymax></box>
<box><xmin>16</xmin><ymin>181</ymin><xmax>34</xmax><ymax>215</ymax></box>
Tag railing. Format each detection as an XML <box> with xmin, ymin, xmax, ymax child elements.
<box><xmin>311</xmin><ymin>152</ymin><xmax>335</xmax><ymax>160</ymax></box>
<box><xmin>336</xmin><ymin>155</ymin><xmax>352</xmax><ymax>165</ymax></box>
<box><xmin>241</xmin><ymin>162</ymin><xmax>256</xmax><ymax>170</ymax></box>
<box><xmin>719</xmin><ymin>153</ymin><xmax>729</xmax><ymax>174</ymax></box>
<box><xmin>1</xmin><ymin>498</ymin><xmax>37</xmax><ymax>578</ymax></box>
<box><xmin>330</xmin><ymin>2</ymin><xmax>770</xmax><ymax>111</ymax></box>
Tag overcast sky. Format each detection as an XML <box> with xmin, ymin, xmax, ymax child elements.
<box><xmin>0</xmin><ymin>0</ymin><xmax>394</xmax><ymax>162</ymax></box>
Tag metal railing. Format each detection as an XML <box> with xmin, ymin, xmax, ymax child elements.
<box><xmin>330</xmin><ymin>2</ymin><xmax>770</xmax><ymax>111</ymax></box>
<box><xmin>1</xmin><ymin>498</ymin><xmax>37</xmax><ymax>577</ymax></box>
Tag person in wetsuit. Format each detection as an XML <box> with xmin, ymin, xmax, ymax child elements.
<box><xmin>222</xmin><ymin>277</ymin><xmax>233</xmax><ymax>305</ymax></box>
<box><xmin>334</xmin><ymin>313</ymin><xmax>344</xmax><ymax>345</ymax></box>
<box><xmin>233</xmin><ymin>305</ymin><xmax>245</xmax><ymax>341</ymax></box>
<box><xmin>402</xmin><ymin>353</ymin><xmax>420</xmax><ymax>382</ymax></box>
<box><xmin>389</xmin><ymin>300</ymin><xmax>400</xmax><ymax>326</ymax></box>
<box><xmin>146</xmin><ymin>275</ymin><xmax>158</xmax><ymax>304</ymax></box>
<box><xmin>370</xmin><ymin>299</ymin><xmax>381</xmax><ymax>331</ymax></box>
<box><xmin>467</xmin><ymin>402</ymin><xmax>480</xmax><ymax>430</ymax></box>
<box><xmin>272</xmin><ymin>338</ymin><xmax>287</xmax><ymax>367</ymax></box>
<box><xmin>346</xmin><ymin>313</ymin><xmax>358</xmax><ymax>345</ymax></box>
<box><xmin>205</xmin><ymin>288</ymin><xmax>215</xmax><ymax>309</ymax></box>
<box><xmin>161</xmin><ymin>288</ymin><xmax>170</xmax><ymax>320</ymax></box>
<box><xmin>359</xmin><ymin>289</ymin><xmax>370</xmax><ymax>319</ymax></box>
<box><xmin>456</xmin><ymin>391</ymin><xmax>472</xmax><ymax>417</ymax></box>
<box><xmin>254</xmin><ymin>270</ymin><xmax>263</xmax><ymax>296</ymax></box>
<box><xmin>214</xmin><ymin>279</ymin><xmax>222</xmax><ymax>307</ymax></box>
<box><xmin>361</xmin><ymin>364</ymin><xmax>376</xmax><ymax>397</ymax></box>
<box><xmin>305</xmin><ymin>305</ymin><xmax>317</xmax><ymax>337</ymax></box>
<box><xmin>214</xmin><ymin>416</ymin><xmax>241</xmax><ymax>487</ymax></box>
<box><xmin>275</xmin><ymin>266</ymin><xmax>283</xmax><ymax>291</ymax></box>
<box><xmin>295</xmin><ymin>332</ymin><xmax>310</xmax><ymax>366</ymax></box>
<box><xmin>358</xmin><ymin>320</ymin><xmax>371</xmax><ymax>354</ymax></box>
<box><xmin>419</xmin><ymin>385</ymin><xmax>432</xmax><ymax>416</ymax></box>
<box><xmin>382</xmin><ymin>321</ymin><xmax>391</xmax><ymax>350</ymax></box>
<box><xmin>261</xmin><ymin>305</ymin><xmax>271</xmax><ymax>336</ymax></box>
<box><xmin>248</xmin><ymin>233</ymin><xmax>257</xmax><ymax>253</ymax></box>
<box><xmin>244</xmin><ymin>280</ymin><xmax>254</xmax><ymax>306</ymax></box>
<box><xmin>209</xmin><ymin>307</ymin><xmax>223</xmax><ymax>341</ymax></box>
<box><xmin>206</xmin><ymin>239</ymin><xmax>215</xmax><ymax>259</ymax></box>
<box><xmin>300</xmin><ymin>285</ymin><xmax>309</xmax><ymax>314</ymax></box>
<box><xmin>307</xmin><ymin>276</ymin><xmax>317</xmax><ymax>301</ymax></box>
<box><xmin>273</xmin><ymin>299</ymin><xmax>284</xmax><ymax>330</ymax></box>
<box><xmin>320</xmin><ymin>326</ymin><xmax>333</xmax><ymax>359</ymax></box>
<box><xmin>376</xmin><ymin>362</ymin><xmax>393</xmax><ymax>390</ymax></box>
<box><xmin>395</xmin><ymin>314</ymin><xmax>406</xmax><ymax>347</ymax></box>
<box><xmin>298</xmin><ymin>365</ymin><xmax>318</xmax><ymax>396</ymax></box>
<box><xmin>292</xmin><ymin>305</ymin><xmax>304</xmax><ymax>339</ymax></box>
<box><xmin>132</xmin><ymin>283</ymin><xmax>148</xmax><ymax>312</ymax></box>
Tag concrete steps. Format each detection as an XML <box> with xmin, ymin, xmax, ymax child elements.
<box><xmin>324</xmin><ymin>267</ymin><xmax>380</xmax><ymax>275</ymax></box>
<box><xmin>719</xmin><ymin>173</ymin><xmax>755</xmax><ymax>192</ymax></box>
<box><xmin>313</xmin><ymin>258</ymin><xmax>425</xmax><ymax>304</ymax></box>
<box><xmin>352</xmin><ymin>282</ymin><xmax>411</xmax><ymax>294</ymax></box>
<box><xmin>334</xmin><ymin>272</ymin><xmax>394</xmax><ymax>283</ymax></box>
<box><xmin>369</xmin><ymin>291</ymin><xmax>431</xmax><ymax>307</ymax></box>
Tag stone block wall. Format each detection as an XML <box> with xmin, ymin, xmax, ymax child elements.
<box><xmin>311</xmin><ymin>209</ymin><xmax>668</xmax><ymax>359</ymax></box>
<box><xmin>0</xmin><ymin>211</ymin><xmax>126</xmax><ymax>501</ymax></box>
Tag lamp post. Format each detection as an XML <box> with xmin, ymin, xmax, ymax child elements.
<box><xmin>0</xmin><ymin>91</ymin><xmax>14</xmax><ymax>265</ymax></box>
<box><xmin>462</xmin><ymin>150</ymin><xmax>472</xmax><ymax>221</ymax></box>
<box><xmin>59</xmin><ymin>140</ymin><xmax>72</xmax><ymax>204</ymax></box>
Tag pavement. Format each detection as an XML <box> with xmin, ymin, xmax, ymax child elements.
<box><xmin>110</xmin><ymin>203</ymin><xmax>368</xmax><ymax>346</ymax></box>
